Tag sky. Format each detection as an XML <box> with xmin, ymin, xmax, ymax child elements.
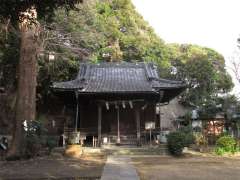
<box><xmin>132</xmin><ymin>0</ymin><xmax>240</xmax><ymax>96</ymax></box>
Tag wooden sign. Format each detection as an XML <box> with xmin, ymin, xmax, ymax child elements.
<box><xmin>145</xmin><ymin>121</ymin><xmax>155</xmax><ymax>130</ymax></box>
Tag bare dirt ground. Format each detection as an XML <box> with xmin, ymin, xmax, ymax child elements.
<box><xmin>132</xmin><ymin>155</ymin><xmax>240</xmax><ymax>180</ymax></box>
<box><xmin>0</xmin><ymin>154</ymin><xmax>106</xmax><ymax>180</ymax></box>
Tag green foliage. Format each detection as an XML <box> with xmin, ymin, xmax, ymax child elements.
<box><xmin>215</xmin><ymin>135</ymin><xmax>237</xmax><ymax>155</ymax></box>
<box><xmin>215</xmin><ymin>147</ymin><xmax>226</xmax><ymax>156</ymax></box>
<box><xmin>23</xmin><ymin>120</ymin><xmax>58</xmax><ymax>158</ymax></box>
<box><xmin>183</xmin><ymin>111</ymin><xmax>192</xmax><ymax>125</ymax></box>
<box><xmin>46</xmin><ymin>136</ymin><xmax>58</xmax><ymax>155</ymax></box>
<box><xmin>194</xmin><ymin>133</ymin><xmax>208</xmax><ymax>147</ymax></box>
<box><xmin>24</xmin><ymin>132</ymin><xmax>42</xmax><ymax>158</ymax></box>
<box><xmin>23</xmin><ymin>120</ymin><xmax>47</xmax><ymax>158</ymax></box>
<box><xmin>167</xmin><ymin>126</ymin><xmax>195</xmax><ymax>156</ymax></box>
<box><xmin>198</xmin><ymin>95</ymin><xmax>240</xmax><ymax>131</ymax></box>
<box><xmin>0</xmin><ymin>0</ymin><xmax>83</xmax><ymax>25</ymax></box>
<box><xmin>0</xmin><ymin>30</ymin><xmax>19</xmax><ymax>89</ymax></box>
<box><xmin>178</xmin><ymin>126</ymin><xmax>195</xmax><ymax>146</ymax></box>
<box><xmin>0</xmin><ymin>0</ymin><xmax>234</xmax><ymax>116</ymax></box>
<box><xmin>198</xmin><ymin>102</ymin><xmax>220</xmax><ymax>119</ymax></box>
<box><xmin>33</xmin><ymin>0</ymin><xmax>171</xmax><ymax>107</ymax></box>
<box><xmin>168</xmin><ymin>44</ymin><xmax>234</xmax><ymax>106</ymax></box>
<box><xmin>167</xmin><ymin>131</ymin><xmax>186</xmax><ymax>156</ymax></box>
<box><xmin>52</xmin><ymin>0</ymin><xmax>168</xmax><ymax>64</ymax></box>
<box><xmin>193</xmin><ymin>131</ymin><xmax>208</xmax><ymax>152</ymax></box>
<box><xmin>37</xmin><ymin>55</ymin><xmax>80</xmax><ymax>105</ymax></box>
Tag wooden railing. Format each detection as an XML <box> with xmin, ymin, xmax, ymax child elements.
<box><xmin>64</xmin><ymin>127</ymin><xmax>97</xmax><ymax>136</ymax></box>
<box><xmin>103</xmin><ymin>134</ymin><xmax>138</xmax><ymax>145</ymax></box>
<box><xmin>63</xmin><ymin>127</ymin><xmax>160</xmax><ymax>146</ymax></box>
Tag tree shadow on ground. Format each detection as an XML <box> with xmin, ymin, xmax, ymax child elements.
<box><xmin>0</xmin><ymin>153</ymin><xmax>106</xmax><ymax>180</ymax></box>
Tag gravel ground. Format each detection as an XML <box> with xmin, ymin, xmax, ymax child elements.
<box><xmin>0</xmin><ymin>154</ymin><xmax>106</xmax><ymax>180</ymax></box>
<box><xmin>132</xmin><ymin>155</ymin><xmax>240</xmax><ymax>180</ymax></box>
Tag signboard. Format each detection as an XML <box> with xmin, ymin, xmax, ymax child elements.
<box><xmin>145</xmin><ymin>122</ymin><xmax>155</xmax><ymax>130</ymax></box>
<box><xmin>156</xmin><ymin>106</ymin><xmax>160</xmax><ymax>114</ymax></box>
<box><xmin>103</xmin><ymin>137</ymin><xmax>108</xmax><ymax>144</ymax></box>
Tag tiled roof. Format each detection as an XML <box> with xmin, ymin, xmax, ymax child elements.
<box><xmin>52</xmin><ymin>62</ymin><xmax>185</xmax><ymax>93</ymax></box>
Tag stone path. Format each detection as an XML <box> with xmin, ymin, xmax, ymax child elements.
<box><xmin>101</xmin><ymin>155</ymin><xmax>140</xmax><ymax>180</ymax></box>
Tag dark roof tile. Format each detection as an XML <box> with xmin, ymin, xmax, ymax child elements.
<box><xmin>52</xmin><ymin>62</ymin><xmax>185</xmax><ymax>93</ymax></box>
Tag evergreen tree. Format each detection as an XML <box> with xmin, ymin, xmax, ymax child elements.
<box><xmin>0</xmin><ymin>0</ymin><xmax>82</xmax><ymax>159</ymax></box>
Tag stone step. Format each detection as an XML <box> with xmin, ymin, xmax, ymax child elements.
<box><xmin>104</xmin><ymin>147</ymin><xmax>168</xmax><ymax>156</ymax></box>
<box><xmin>52</xmin><ymin>145</ymin><xmax>169</xmax><ymax>156</ymax></box>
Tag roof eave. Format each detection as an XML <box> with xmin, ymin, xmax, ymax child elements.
<box><xmin>77</xmin><ymin>90</ymin><xmax>159</xmax><ymax>94</ymax></box>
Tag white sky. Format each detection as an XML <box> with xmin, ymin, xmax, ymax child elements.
<box><xmin>132</xmin><ymin>0</ymin><xmax>240</xmax><ymax>96</ymax></box>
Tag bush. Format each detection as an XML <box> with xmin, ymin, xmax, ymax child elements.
<box><xmin>184</xmin><ymin>132</ymin><xmax>195</xmax><ymax>146</ymax></box>
<box><xmin>167</xmin><ymin>131</ymin><xmax>186</xmax><ymax>156</ymax></box>
<box><xmin>215</xmin><ymin>147</ymin><xmax>226</xmax><ymax>156</ymax></box>
<box><xmin>215</xmin><ymin>135</ymin><xmax>237</xmax><ymax>155</ymax></box>
<box><xmin>178</xmin><ymin>126</ymin><xmax>195</xmax><ymax>146</ymax></box>
<box><xmin>167</xmin><ymin>126</ymin><xmax>195</xmax><ymax>156</ymax></box>
<box><xmin>23</xmin><ymin>120</ymin><xmax>58</xmax><ymax>158</ymax></box>
<box><xmin>24</xmin><ymin>134</ymin><xmax>42</xmax><ymax>158</ymax></box>
<box><xmin>23</xmin><ymin>121</ymin><xmax>45</xmax><ymax>158</ymax></box>
<box><xmin>46</xmin><ymin>136</ymin><xmax>58</xmax><ymax>155</ymax></box>
<box><xmin>194</xmin><ymin>133</ymin><xmax>208</xmax><ymax>147</ymax></box>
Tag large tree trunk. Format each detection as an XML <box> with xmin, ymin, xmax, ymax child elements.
<box><xmin>7</xmin><ymin>14</ymin><xmax>39</xmax><ymax>158</ymax></box>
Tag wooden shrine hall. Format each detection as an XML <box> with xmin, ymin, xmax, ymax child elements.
<box><xmin>52</xmin><ymin>62</ymin><xmax>185</xmax><ymax>146</ymax></box>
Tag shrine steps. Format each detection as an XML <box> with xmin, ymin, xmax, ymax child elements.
<box><xmin>52</xmin><ymin>144</ymin><xmax>169</xmax><ymax>156</ymax></box>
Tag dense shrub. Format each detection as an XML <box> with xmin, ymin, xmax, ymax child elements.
<box><xmin>194</xmin><ymin>133</ymin><xmax>208</xmax><ymax>147</ymax></box>
<box><xmin>23</xmin><ymin>121</ymin><xmax>46</xmax><ymax>158</ymax></box>
<box><xmin>24</xmin><ymin>133</ymin><xmax>42</xmax><ymax>158</ymax></box>
<box><xmin>167</xmin><ymin>131</ymin><xmax>186</xmax><ymax>156</ymax></box>
<box><xmin>215</xmin><ymin>135</ymin><xmax>237</xmax><ymax>155</ymax></box>
<box><xmin>23</xmin><ymin>120</ymin><xmax>57</xmax><ymax>158</ymax></box>
<box><xmin>167</xmin><ymin>126</ymin><xmax>195</xmax><ymax>156</ymax></box>
<box><xmin>184</xmin><ymin>132</ymin><xmax>195</xmax><ymax>146</ymax></box>
<box><xmin>178</xmin><ymin>126</ymin><xmax>195</xmax><ymax>146</ymax></box>
<box><xmin>46</xmin><ymin>136</ymin><xmax>58</xmax><ymax>155</ymax></box>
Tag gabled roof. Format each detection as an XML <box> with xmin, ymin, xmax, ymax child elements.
<box><xmin>52</xmin><ymin>62</ymin><xmax>185</xmax><ymax>94</ymax></box>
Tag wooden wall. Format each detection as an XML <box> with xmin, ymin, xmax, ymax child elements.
<box><xmin>78</xmin><ymin>103</ymin><xmax>156</xmax><ymax>136</ymax></box>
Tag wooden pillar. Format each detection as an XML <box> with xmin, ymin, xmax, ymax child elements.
<box><xmin>135</xmin><ymin>108</ymin><xmax>141</xmax><ymax>146</ymax></box>
<box><xmin>158</xmin><ymin>91</ymin><xmax>164</xmax><ymax>142</ymax></box>
<box><xmin>98</xmin><ymin>105</ymin><xmax>102</xmax><ymax>147</ymax></box>
<box><xmin>158</xmin><ymin>104</ymin><xmax>161</xmax><ymax>136</ymax></box>
<box><xmin>75</xmin><ymin>91</ymin><xmax>79</xmax><ymax>132</ymax></box>
<box><xmin>117</xmin><ymin>107</ymin><xmax>121</xmax><ymax>144</ymax></box>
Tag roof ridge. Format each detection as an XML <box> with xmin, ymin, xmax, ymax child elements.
<box><xmin>158</xmin><ymin>78</ymin><xmax>185</xmax><ymax>84</ymax></box>
<box><xmin>79</xmin><ymin>61</ymin><xmax>146</xmax><ymax>68</ymax></box>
